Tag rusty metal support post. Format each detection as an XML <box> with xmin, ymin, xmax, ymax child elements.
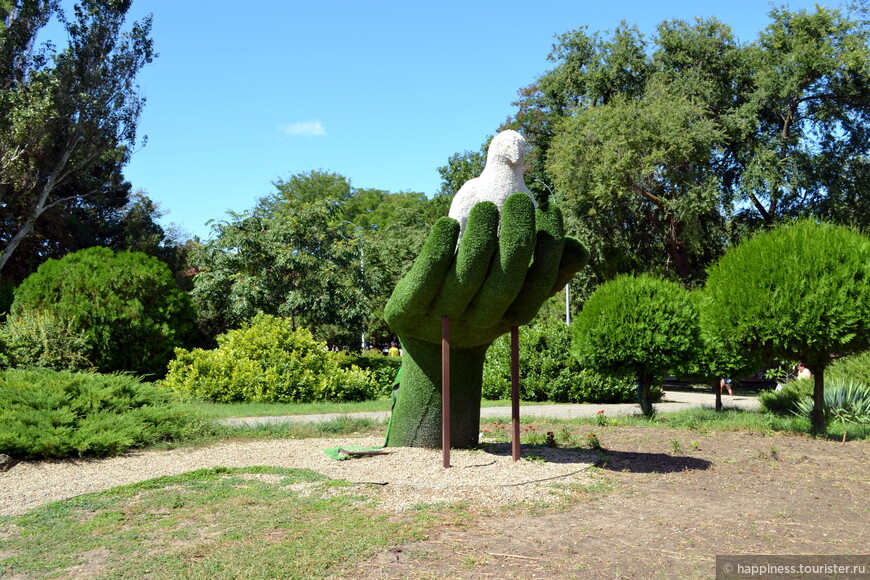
<box><xmin>511</xmin><ymin>325</ymin><xmax>520</xmax><ymax>461</ymax></box>
<box><xmin>442</xmin><ymin>315</ymin><xmax>451</xmax><ymax>468</ymax></box>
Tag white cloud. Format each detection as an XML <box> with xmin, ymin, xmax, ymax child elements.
<box><xmin>278</xmin><ymin>119</ymin><xmax>327</xmax><ymax>137</ymax></box>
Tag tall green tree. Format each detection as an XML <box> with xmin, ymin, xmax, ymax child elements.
<box><xmin>702</xmin><ymin>220</ymin><xmax>870</xmax><ymax>433</ymax></box>
<box><xmin>501</xmin><ymin>6</ymin><xmax>870</xmax><ymax>286</ymax></box>
<box><xmin>736</xmin><ymin>7</ymin><xmax>870</xmax><ymax>228</ymax></box>
<box><xmin>343</xmin><ymin>189</ymin><xmax>446</xmax><ymax>345</ymax></box>
<box><xmin>191</xmin><ymin>198</ymin><xmax>368</xmax><ymax>347</ymax></box>
<box><xmin>0</xmin><ymin>0</ymin><xmax>154</xmax><ymax>276</ymax></box>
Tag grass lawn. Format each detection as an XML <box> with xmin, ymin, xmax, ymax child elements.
<box><xmin>0</xmin><ymin>467</ymin><xmax>459</xmax><ymax>579</ymax></box>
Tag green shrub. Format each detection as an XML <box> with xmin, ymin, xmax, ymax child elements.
<box><xmin>482</xmin><ymin>321</ymin><xmax>639</xmax><ymax>403</ymax></box>
<box><xmin>0</xmin><ymin>369</ymin><xmax>200</xmax><ymax>459</ymax></box>
<box><xmin>759</xmin><ymin>378</ymin><xmax>813</xmax><ymax>415</ymax></box>
<box><xmin>335</xmin><ymin>353</ymin><xmax>401</xmax><ymax>396</ymax></box>
<box><xmin>827</xmin><ymin>350</ymin><xmax>870</xmax><ymax>387</ymax></box>
<box><xmin>1</xmin><ymin>310</ymin><xmax>92</xmax><ymax>371</ymax></box>
<box><xmin>161</xmin><ymin>314</ymin><xmax>379</xmax><ymax>403</ymax></box>
<box><xmin>8</xmin><ymin>247</ymin><xmax>196</xmax><ymax>378</ymax></box>
<box><xmin>558</xmin><ymin>368</ymin><xmax>657</xmax><ymax>404</ymax></box>
<box><xmin>760</xmin><ymin>352</ymin><xmax>870</xmax><ymax>418</ymax></box>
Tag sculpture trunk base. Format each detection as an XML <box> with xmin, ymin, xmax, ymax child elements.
<box><xmin>386</xmin><ymin>336</ymin><xmax>488</xmax><ymax>448</ymax></box>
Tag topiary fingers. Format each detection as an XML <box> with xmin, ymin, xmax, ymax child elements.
<box><xmin>431</xmin><ymin>201</ymin><xmax>499</xmax><ymax>318</ymax></box>
<box><xmin>503</xmin><ymin>203</ymin><xmax>566</xmax><ymax>326</ymax></box>
<box><xmin>465</xmin><ymin>193</ymin><xmax>536</xmax><ymax>326</ymax></box>
<box><xmin>550</xmin><ymin>236</ymin><xmax>590</xmax><ymax>294</ymax></box>
<box><xmin>384</xmin><ymin>217</ymin><xmax>460</xmax><ymax>329</ymax></box>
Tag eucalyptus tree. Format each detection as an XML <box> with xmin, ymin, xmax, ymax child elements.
<box><xmin>0</xmin><ymin>0</ymin><xmax>154</xmax><ymax>276</ymax></box>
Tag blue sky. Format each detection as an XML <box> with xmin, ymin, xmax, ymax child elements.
<box><xmin>60</xmin><ymin>0</ymin><xmax>829</xmax><ymax>240</ymax></box>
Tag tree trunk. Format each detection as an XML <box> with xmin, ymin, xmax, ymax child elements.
<box><xmin>714</xmin><ymin>379</ymin><xmax>722</xmax><ymax>412</ymax></box>
<box><xmin>0</xmin><ymin>146</ymin><xmax>74</xmax><ymax>273</ymax></box>
<box><xmin>810</xmin><ymin>366</ymin><xmax>826</xmax><ymax>434</ymax></box>
<box><xmin>385</xmin><ymin>336</ymin><xmax>488</xmax><ymax>448</ymax></box>
<box><xmin>665</xmin><ymin>217</ymin><xmax>691</xmax><ymax>282</ymax></box>
<box><xmin>637</xmin><ymin>373</ymin><xmax>654</xmax><ymax>417</ymax></box>
<box><xmin>0</xmin><ymin>216</ymin><xmax>37</xmax><ymax>272</ymax></box>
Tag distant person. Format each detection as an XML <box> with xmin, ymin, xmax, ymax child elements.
<box><xmin>798</xmin><ymin>362</ymin><xmax>812</xmax><ymax>380</ymax></box>
<box><xmin>388</xmin><ymin>341</ymin><xmax>400</xmax><ymax>357</ymax></box>
<box><xmin>720</xmin><ymin>378</ymin><xmax>734</xmax><ymax>399</ymax></box>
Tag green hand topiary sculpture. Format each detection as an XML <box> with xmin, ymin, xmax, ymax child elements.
<box><xmin>384</xmin><ymin>193</ymin><xmax>588</xmax><ymax>447</ymax></box>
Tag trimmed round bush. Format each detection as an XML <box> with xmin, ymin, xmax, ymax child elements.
<box><xmin>161</xmin><ymin>314</ymin><xmax>378</xmax><ymax>403</ymax></box>
<box><xmin>703</xmin><ymin>220</ymin><xmax>870</xmax><ymax>432</ymax></box>
<box><xmin>7</xmin><ymin>247</ymin><xmax>195</xmax><ymax>378</ymax></box>
<box><xmin>571</xmin><ymin>274</ymin><xmax>700</xmax><ymax>415</ymax></box>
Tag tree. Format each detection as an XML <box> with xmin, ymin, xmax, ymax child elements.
<box><xmin>571</xmin><ymin>274</ymin><xmax>700</xmax><ymax>416</ymax></box>
<box><xmin>548</xmin><ymin>77</ymin><xmax>728</xmax><ymax>282</ymax></box>
<box><xmin>735</xmin><ymin>7</ymin><xmax>870</xmax><ymax>229</ymax></box>
<box><xmin>677</xmin><ymin>291</ymin><xmax>761</xmax><ymax>411</ymax></box>
<box><xmin>701</xmin><ymin>220</ymin><xmax>870</xmax><ymax>433</ymax></box>
<box><xmin>193</xmin><ymin>170</ymin><xmax>447</xmax><ymax>349</ymax></box>
<box><xmin>191</xmin><ymin>199</ymin><xmax>367</xmax><ymax>347</ymax></box>
<box><xmin>7</xmin><ymin>246</ymin><xmax>195</xmax><ymax>377</ymax></box>
<box><xmin>0</xmin><ymin>0</ymin><xmax>154</xmax><ymax>275</ymax></box>
<box><xmin>501</xmin><ymin>6</ymin><xmax>870</xmax><ymax>285</ymax></box>
<box><xmin>436</xmin><ymin>146</ymin><xmax>486</xmax><ymax>198</ymax></box>
<box><xmin>345</xmin><ymin>186</ymin><xmax>451</xmax><ymax>342</ymax></box>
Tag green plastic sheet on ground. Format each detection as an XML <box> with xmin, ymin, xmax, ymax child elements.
<box><xmin>322</xmin><ymin>367</ymin><xmax>402</xmax><ymax>460</ymax></box>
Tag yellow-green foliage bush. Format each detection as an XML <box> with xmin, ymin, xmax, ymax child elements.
<box><xmin>1</xmin><ymin>310</ymin><xmax>92</xmax><ymax>371</ymax></box>
<box><xmin>161</xmin><ymin>314</ymin><xmax>378</xmax><ymax>403</ymax></box>
<box><xmin>335</xmin><ymin>352</ymin><xmax>401</xmax><ymax>396</ymax></box>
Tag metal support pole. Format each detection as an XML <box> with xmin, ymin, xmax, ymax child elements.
<box><xmin>441</xmin><ymin>315</ymin><xmax>451</xmax><ymax>468</ymax></box>
<box><xmin>565</xmin><ymin>283</ymin><xmax>571</xmax><ymax>326</ymax></box>
<box><xmin>511</xmin><ymin>325</ymin><xmax>521</xmax><ymax>461</ymax></box>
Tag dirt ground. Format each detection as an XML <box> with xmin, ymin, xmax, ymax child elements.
<box><xmin>339</xmin><ymin>427</ymin><xmax>869</xmax><ymax>579</ymax></box>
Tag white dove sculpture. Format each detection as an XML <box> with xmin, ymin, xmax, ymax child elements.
<box><xmin>448</xmin><ymin>129</ymin><xmax>537</xmax><ymax>239</ymax></box>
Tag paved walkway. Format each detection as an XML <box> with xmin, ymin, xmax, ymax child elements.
<box><xmin>219</xmin><ymin>389</ymin><xmax>760</xmax><ymax>427</ymax></box>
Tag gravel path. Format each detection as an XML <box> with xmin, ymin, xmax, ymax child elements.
<box><xmin>0</xmin><ymin>437</ymin><xmax>594</xmax><ymax>517</ymax></box>
<box><xmin>219</xmin><ymin>391</ymin><xmax>760</xmax><ymax>427</ymax></box>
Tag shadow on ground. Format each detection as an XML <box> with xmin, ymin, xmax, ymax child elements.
<box><xmin>598</xmin><ymin>449</ymin><xmax>712</xmax><ymax>473</ymax></box>
<box><xmin>476</xmin><ymin>442</ymin><xmax>597</xmax><ymax>465</ymax></box>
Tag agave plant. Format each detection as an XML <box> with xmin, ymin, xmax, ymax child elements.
<box><xmin>795</xmin><ymin>379</ymin><xmax>870</xmax><ymax>428</ymax></box>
